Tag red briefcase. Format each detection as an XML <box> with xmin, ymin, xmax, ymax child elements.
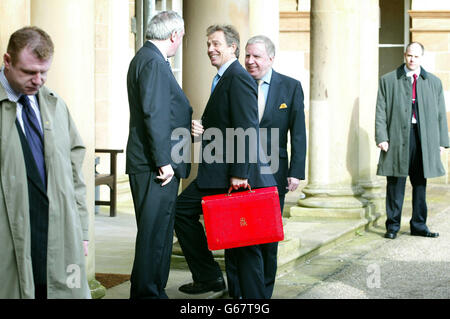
<box><xmin>201</xmin><ymin>186</ymin><xmax>284</xmax><ymax>250</ymax></box>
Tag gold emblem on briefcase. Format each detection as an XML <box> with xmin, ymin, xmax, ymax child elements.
<box><xmin>240</xmin><ymin>217</ymin><xmax>248</xmax><ymax>227</ymax></box>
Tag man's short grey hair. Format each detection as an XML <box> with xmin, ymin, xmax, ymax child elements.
<box><xmin>405</xmin><ymin>42</ymin><xmax>424</xmax><ymax>55</ymax></box>
<box><xmin>246</xmin><ymin>35</ymin><xmax>275</xmax><ymax>58</ymax></box>
<box><xmin>146</xmin><ymin>11</ymin><xmax>184</xmax><ymax>40</ymax></box>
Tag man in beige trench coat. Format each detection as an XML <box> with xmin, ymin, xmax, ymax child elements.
<box><xmin>0</xmin><ymin>26</ymin><xmax>90</xmax><ymax>298</ymax></box>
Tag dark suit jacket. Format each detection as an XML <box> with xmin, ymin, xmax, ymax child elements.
<box><xmin>126</xmin><ymin>41</ymin><xmax>192</xmax><ymax>178</ymax></box>
<box><xmin>15</xmin><ymin>121</ymin><xmax>49</xmax><ymax>286</ymax></box>
<box><xmin>260</xmin><ymin>70</ymin><xmax>306</xmax><ymax>195</ymax></box>
<box><xmin>197</xmin><ymin>60</ymin><xmax>276</xmax><ymax>189</ymax></box>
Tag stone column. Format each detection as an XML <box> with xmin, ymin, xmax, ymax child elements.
<box><xmin>95</xmin><ymin>0</ymin><xmax>130</xmax><ymax>176</ymax></box>
<box><xmin>291</xmin><ymin>0</ymin><xmax>369</xmax><ymax>219</ymax></box>
<box><xmin>30</xmin><ymin>0</ymin><xmax>102</xmax><ymax>298</ymax></box>
<box><xmin>249</xmin><ymin>0</ymin><xmax>279</xmax><ymax>49</ymax></box>
<box><xmin>0</xmin><ymin>0</ymin><xmax>30</xmax><ymax>55</ymax></box>
<box><xmin>357</xmin><ymin>0</ymin><xmax>385</xmax><ymax>218</ymax></box>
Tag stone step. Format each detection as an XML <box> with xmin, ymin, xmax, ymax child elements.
<box><xmin>171</xmin><ymin>213</ymin><xmax>374</xmax><ymax>278</ymax></box>
<box><xmin>111</xmin><ymin>177</ymin><xmax>380</xmax><ymax>277</ymax></box>
<box><xmin>277</xmin><ymin>218</ymin><xmax>369</xmax><ymax>275</ymax></box>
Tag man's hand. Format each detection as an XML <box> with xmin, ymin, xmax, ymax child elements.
<box><xmin>377</xmin><ymin>141</ymin><xmax>389</xmax><ymax>152</ymax></box>
<box><xmin>83</xmin><ymin>240</ymin><xmax>89</xmax><ymax>257</ymax></box>
<box><xmin>287</xmin><ymin>177</ymin><xmax>300</xmax><ymax>192</ymax></box>
<box><xmin>156</xmin><ymin>164</ymin><xmax>174</xmax><ymax>186</ymax></box>
<box><xmin>191</xmin><ymin>120</ymin><xmax>204</xmax><ymax>137</ymax></box>
<box><xmin>230</xmin><ymin>177</ymin><xmax>248</xmax><ymax>190</ymax></box>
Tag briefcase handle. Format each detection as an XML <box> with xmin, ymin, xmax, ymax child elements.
<box><xmin>227</xmin><ymin>184</ymin><xmax>255</xmax><ymax>196</ymax></box>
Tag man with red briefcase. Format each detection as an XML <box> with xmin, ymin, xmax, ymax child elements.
<box><xmin>224</xmin><ymin>35</ymin><xmax>307</xmax><ymax>299</ymax></box>
<box><xmin>174</xmin><ymin>25</ymin><xmax>277</xmax><ymax>299</ymax></box>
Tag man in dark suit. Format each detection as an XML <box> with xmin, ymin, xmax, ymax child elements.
<box><xmin>245</xmin><ymin>35</ymin><xmax>306</xmax><ymax>214</ymax></box>
<box><xmin>225</xmin><ymin>35</ymin><xmax>307</xmax><ymax>299</ymax></box>
<box><xmin>174</xmin><ymin>25</ymin><xmax>276</xmax><ymax>299</ymax></box>
<box><xmin>126</xmin><ymin>11</ymin><xmax>192</xmax><ymax>299</ymax></box>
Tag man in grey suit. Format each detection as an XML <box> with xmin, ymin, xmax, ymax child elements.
<box><xmin>126</xmin><ymin>11</ymin><xmax>192</xmax><ymax>299</ymax></box>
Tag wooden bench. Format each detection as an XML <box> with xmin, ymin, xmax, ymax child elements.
<box><xmin>95</xmin><ymin>148</ymin><xmax>123</xmax><ymax>217</ymax></box>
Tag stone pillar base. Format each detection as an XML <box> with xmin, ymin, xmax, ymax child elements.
<box><xmin>89</xmin><ymin>279</ymin><xmax>106</xmax><ymax>299</ymax></box>
<box><xmin>360</xmin><ymin>180</ymin><xmax>386</xmax><ymax>221</ymax></box>
<box><xmin>291</xmin><ymin>184</ymin><xmax>370</xmax><ymax>219</ymax></box>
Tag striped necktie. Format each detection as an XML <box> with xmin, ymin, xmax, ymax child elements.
<box><xmin>19</xmin><ymin>95</ymin><xmax>46</xmax><ymax>187</ymax></box>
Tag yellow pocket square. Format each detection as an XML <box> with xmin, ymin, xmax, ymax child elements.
<box><xmin>279</xmin><ymin>103</ymin><xmax>288</xmax><ymax>109</ymax></box>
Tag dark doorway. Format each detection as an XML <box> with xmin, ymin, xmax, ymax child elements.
<box><xmin>379</xmin><ymin>0</ymin><xmax>411</xmax><ymax>76</ymax></box>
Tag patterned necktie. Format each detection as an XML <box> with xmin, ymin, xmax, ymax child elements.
<box><xmin>257</xmin><ymin>79</ymin><xmax>266</xmax><ymax>122</ymax></box>
<box><xmin>211</xmin><ymin>74</ymin><xmax>220</xmax><ymax>93</ymax></box>
<box><xmin>412</xmin><ymin>74</ymin><xmax>417</xmax><ymax>121</ymax></box>
<box><xmin>19</xmin><ymin>95</ymin><xmax>46</xmax><ymax>187</ymax></box>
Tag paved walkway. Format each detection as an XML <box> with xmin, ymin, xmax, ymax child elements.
<box><xmin>274</xmin><ymin>189</ymin><xmax>450</xmax><ymax>299</ymax></box>
<box><xmin>95</xmin><ymin>183</ymin><xmax>449</xmax><ymax>299</ymax></box>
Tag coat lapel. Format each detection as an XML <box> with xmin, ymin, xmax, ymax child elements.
<box><xmin>1</xmin><ymin>85</ymin><xmax>46</xmax><ymax>197</ymax></box>
<box><xmin>0</xmin><ymin>87</ymin><xmax>24</xmax><ymax>188</ymax></box>
<box><xmin>202</xmin><ymin>60</ymin><xmax>238</xmax><ymax>120</ymax></box>
<box><xmin>0</xmin><ymin>92</ymin><xmax>19</xmax><ymax>168</ymax></box>
<box><xmin>416</xmin><ymin>66</ymin><xmax>428</xmax><ymax>112</ymax></box>
<box><xmin>37</xmin><ymin>88</ymin><xmax>57</xmax><ymax>163</ymax></box>
<box><xmin>260</xmin><ymin>70</ymin><xmax>281</xmax><ymax>126</ymax></box>
<box><xmin>15</xmin><ymin>120</ymin><xmax>48</xmax><ymax>196</ymax></box>
<box><xmin>1</xmin><ymin>86</ymin><xmax>55</xmax><ymax>196</ymax></box>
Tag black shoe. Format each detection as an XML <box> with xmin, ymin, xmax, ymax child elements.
<box><xmin>178</xmin><ymin>277</ymin><xmax>226</xmax><ymax>295</ymax></box>
<box><xmin>384</xmin><ymin>231</ymin><xmax>397</xmax><ymax>239</ymax></box>
<box><xmin>411</xmin><ymin>230</ymin><xmax>439</xmax><ymax>238</ymax></box>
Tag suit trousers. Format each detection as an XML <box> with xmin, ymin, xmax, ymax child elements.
<box><xmin>173</xmin><ymin>180</ymin><xmax>225</xmax><ymax>283</ymax></box>
<box><xmin>226</xmin><ymin>192</ymin><xmax>285</xmax><ymax>299</ymax></box>
<box><xmin>129</xmin><ymin>171</ymin><xmax>179</xmax><ymax>299</ymax></box>
<box><xmin>385</xmin><ymin>124</ymin><xmax>428</xmax><ymax>233</ymax></box>
<box><xmin>174</xmin><ymin>179</ymin><xmax>273</xmax><ymax>299</ymax></box>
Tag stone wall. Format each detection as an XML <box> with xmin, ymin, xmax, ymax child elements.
<box><xmin>410</xmin><ymin>10</ymin><xmax>450</xmax><ymax>130</ymax></box>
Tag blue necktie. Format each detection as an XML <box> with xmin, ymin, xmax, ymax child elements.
<box><xmin>19</xmin><ymin>95</ymin><xmax>46</xmax><ymax>187</ymax></box>
<box><xmin>211</xmin><ymin>74</ymin><xmax>220</xmax><ymax>93</ymax></box>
